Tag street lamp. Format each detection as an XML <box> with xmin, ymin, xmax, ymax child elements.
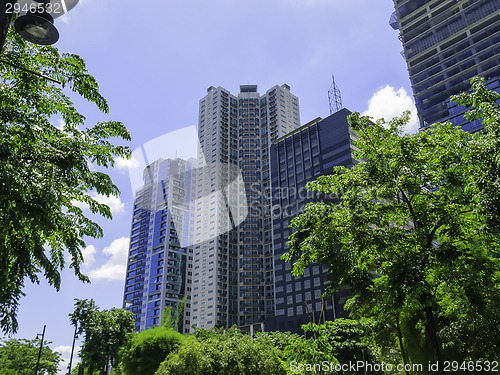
<box><xmin>1</xmin><ymin>0</ymin><xmax>80</xmax><ymax>51</ymax></box>
<box><xmin>0</xmin><ymin>0</ymin><xmax>80</xmax><ymax>82</ymax></box>
<box><xmin>67</xmin><ymin>324</ymin><xmax>78</xmax><ymax>375</ymax></box>
<box><xmin>15</xmin><ymin>1</ymin><xmax>59</xmax><ymax>45</ymax></box>
<box><xmin>34</xmin><ymin>325</ymin><xmax>46</xmax><ymax>375</ymax></box>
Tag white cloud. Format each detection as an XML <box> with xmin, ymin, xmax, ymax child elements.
<box><xmin>71</xmin><ymin>193</ymin><xmax>125</xmax><ymax>216</ymax></box>
<box><xmin>363</xmin><ymin>85</ymin><xmax>419</xmax><ymax>134</ymax></box>
<box><xmin>56</xmin><ymin>119</ymin><xmax>65</xmax><ymax>130</ymax></box>
<box><xmin>91</xmin><ymin>193</ymin><xmax>125</xmax><ymax>215</ymax></box>
<box><xmin>81</xmin><ymin>244</ymin><xmax>97</xmax><ymax>268</ymax></box>
<box><xmin>114</xmin><ymin>155</ymin><xmax>141</xmax><ymax>171</ymax></box>
<box><xmin>54</xmin><ymin>345</ymin><xmax>73</xmax><ymax>355</ymax></box>
<box><xmin>88</xmin><ymin>237</ymin><xmax>130</xmax><ymax>281</ymax></box>
<box><xmin>54</xmin><ymin>345</ymin><xmax>81</xmax><ymax>375</ymax></box>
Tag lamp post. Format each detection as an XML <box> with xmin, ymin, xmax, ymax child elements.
<box><xmin>14</xmin><ymin>0</ymin><xmax>59</xmax><ymax>45</ymax></box>
<box><xmin>67</xmin><ymin>324</ymin><xmax>78</xmax><ymax>375</ymax></box>
<box><xmin>0</xmin><ymin>0</ymin><xmax>81</xmax><ymax>51</ymax></box>
<box><xmin>34</xmin><ymin>324</ymin><xmax>46</xmax><ymax>375</ymax></box>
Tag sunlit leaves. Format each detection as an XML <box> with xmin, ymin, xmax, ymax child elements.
<box><xmin>284</xmin><ymin>78</ymin><xmax>500</xmax><ymax>363</ymax></box>
<box><xmin>69</xmin><ymin>299</ymin><xmax>135</xmax><ymax>375</ymax></box>
<box><xmin>0</xmin><ymin>25</ymin><xmax>131</xmax><ymax>334</ymax></box>
<box><xmin>0</xmin><ymin>338</ymin><xmax>61</xmax><ymax>375</ymax></box>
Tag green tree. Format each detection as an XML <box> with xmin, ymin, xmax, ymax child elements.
<box><xmin>157</xmin><ymin>298</ymin><xmax>188</xmax><ymax>333</ymax></box>
<box><xmin>0</xmin><ymin>16</ymin><xmax>130</xmax><ymax>334</ymax></box>
<box><xmin>0</xmin><ymin>338</ymin><xmax>61</xmax><ymax>375</ymax></box>
<box><xmin>120</xmin><ymin>326</ymin><xmax>185</xmax><ymax>375</ymax></box>
<box><xmin>320</xmin><ymin>319</ymin><xmax>378</xmax><ymax>369</ymax></box>
<box><xmin>69</xmin><ymin>299</ymin><xmax>135</xmax><ymax>375</ymax></box>
<box><xmin>281</xmin><ymin>324</ymin><xmax>338</xmax><ymax>375</ymax></box>
<box><xmin>254</xmin><ymin>330</ymin><xmax>300</xmax><ymax>352</ymax></box>
<box><xmin>156</xmin><ymin>326</ymin><xmax>286</xmax><ymax>375</ymax></box>
<box><xmin>283</xmin><ymin>78</ymin><xmax>500</xmax><ymax>370</ymax></box>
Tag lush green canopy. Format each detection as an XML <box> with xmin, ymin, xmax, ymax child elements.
<box><xmin>0</xmin><ymin>338</ymin><xmax>61</xmax><ymax>375</ymax></box>
<box><xmin>0</xmin><ymin>21</ymin><xmax>130</xmax><ymax>333</ymax></box>
<box><xmin>284</xmin><ymin>78</ymin><xmax>500</xmax><ymax>366</ymax></box>
<box><xmin>120</xmin><ymin>326</ymin><xmax>185</xmax><ymax>375</ymax></box>
<box><xmin>156</xmin><ymin>327</ymin><xmax>286</xmax><ymax>375</ymax></box>
<box><xmin>70</xmin><ymin>299</ymin><xmax>135</xmax><ymax>375</ymax></box>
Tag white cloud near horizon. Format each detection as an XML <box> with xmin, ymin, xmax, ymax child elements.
<box><xmin>54</xmin><ymin>345</ymin><xmax>81</xmax><ymax>375</ymax></box>
<box><xmin>363</xmin><ymin>85</ymin><xmax>419</xmax><ymax>134</ymax></box>
<box><xmin>71</xmin><ymin>193</ymin><xmax>125</xmax><ymax>216</ymax></box>
<box><xmin>91</xmin><ymin>193</ymin><xmax>125</xmax><ymax>215</ymax></box>
<box><xmin>88</xmin><ymin>237</ymin><xmax>130</xmax><ymax>281</ymax></box>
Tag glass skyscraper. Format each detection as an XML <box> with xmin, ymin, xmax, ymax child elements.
<box><xmin>390</xmin><ymin>0</ymin><xmax>500</xmax><ymax>131</ymax></box>
<box><xmin>265</xmin><ymin>109</ymin><xmax>357</xmax><ymax>333</ymax></box>
<box><xmin>123</xmin><ymin>158</ymin><xmax>196</xmax><ymax>332</ymax></box>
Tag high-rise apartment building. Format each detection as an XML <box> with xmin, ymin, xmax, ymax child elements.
<box><xmin>124</xmin><ymin>84</ymin><xmax>300</xmax><ymax>333</ymax></box>
<box><xmin>189</xmin><ymin>84</ymin><xmax>300</xmax><ymax>331</ymax></box>
<box><xmin>123</xmin><ymin>158</ymin><xmax>196</xmax><ymax>332</ymax></box>
<box><xmin>390</xmin><ymin>0</ymin><xmax>500</xmax><ymax>131</ymax></box>
<box><xmin>265</xmin><ymin>109</ymin><xmax>356</xmax><ymax>333</ymax></box>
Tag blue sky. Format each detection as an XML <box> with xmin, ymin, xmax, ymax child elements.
<box><xmin>9</xmin><ymin>0</ymin><xmax>418</xmax><ymax>373</ymax></box>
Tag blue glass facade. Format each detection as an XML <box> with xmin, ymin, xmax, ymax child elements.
<box><xmin>265</xmin><ymin>109</ymin><xmax>356</xmax><ymax>333</ymax></box>
<box><xmin>391</xmin><ymin>0</ymin><xmax>500</xmax><ymax>130</ymax></box>
<box><xmin>123</xmin><ymin>158</ymin><xmax>195</xmax><ymax>332</ymax></box>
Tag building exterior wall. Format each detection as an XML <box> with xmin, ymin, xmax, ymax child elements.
<box><xmin>189</xmin><ymin>84</ymin><xmax>300</xmax><ymax>331</ymax></box>
<box><xmin>265</xmin><ymin>109</ymin><xmax>356</xmax><ymax>333</ymax></box>
<box><xmin>391</xmin><ymin>0</ymin><xmax>500</xmax><ymax>130</ymax></box>
<box><xmin>123</xmin><ymin>158</ymin><xmax>196</xmax><ymax>333</ymax></box>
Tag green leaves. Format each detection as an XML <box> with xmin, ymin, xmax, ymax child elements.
<box><xmin>0</xmin><ymin>338</ymin><xmax>61</xmax><ymax>375</ymax></box>
<box><xmin>121</xmin><ymin>326</ymin><xmax>185</xmax><ymax>375</ymax></box>
<box><xmin>69</xmin><ymin>299</ymin><xmax>135</xmax><ymax>375</ymax></box>
<box><xmin>284</xmin><ymin>78</ymin><xmax>500</xmax><ymax>364</ymax></box>
<box><xmin>0</xmin><ymin>25</ymin><xmax>131</xmax><ymax>334</ymax></box>
<box><xmin>156</xmin><ymin>327</ymin><xmax>286</xmax><ymax>375</ymax></box>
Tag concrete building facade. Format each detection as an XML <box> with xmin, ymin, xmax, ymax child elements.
<box><xmin>189</xmin><ymin>84</ymin><xmax>301</xmax><ymax>331</ymax></box>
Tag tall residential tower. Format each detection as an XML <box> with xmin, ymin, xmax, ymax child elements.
<box><xmin>189</xmin><ymin>84</ymin><xmax>300</xmax><ymax>331</ymax></box>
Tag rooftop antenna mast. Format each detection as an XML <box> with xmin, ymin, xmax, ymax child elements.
<box><xmin>328</xmin><ymin>74</ymin><xmax>342</xmax><ymax>115</ymax></box>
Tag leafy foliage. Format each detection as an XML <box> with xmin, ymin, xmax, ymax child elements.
<box><xmin>254</xmin><ymin>330</ymin><xmax>301</xmax><ymax>352</ymax></box>
<box><xmin>0</xmin><ymin>338</ymin><xmax>61</xmax><ymax>375</ymax></box>
<box><xmin>120</xmin><ymin>326</ymin><xmax>185</xmax><ymax>375</ymax></box>
<box><xmin>283</xmin><ymin>77</ymin><xmax>500</xmax><ymax>365</ymax></box>
<box><xmin>319</xmin><ymin>319</ymin><xmax>378</xmax><ymax>368</ymax></box>
<box><xmin>69</xmin><ymin>299</ymin><xmax>135</xmax><ymax>375</ymax></box>
<box><xmin>156</xmin><ymin>327</ymin><xmax>286</xmax><ymax>375</ymax></box>
<box><xmin>281</xmin><ymin>324</ymin><xmax>338</xmax><ymax>375</ymax></box>
<box><xmin>0</xmin><ymin>18</ymin><xmax>130</xmax><ymax>333</ymax></box>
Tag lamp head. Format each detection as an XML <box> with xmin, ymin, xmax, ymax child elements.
<box><xmin>14</xmin><ymin>8</ymin><xmax>59</xmax><ymax>45</ymax></box>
